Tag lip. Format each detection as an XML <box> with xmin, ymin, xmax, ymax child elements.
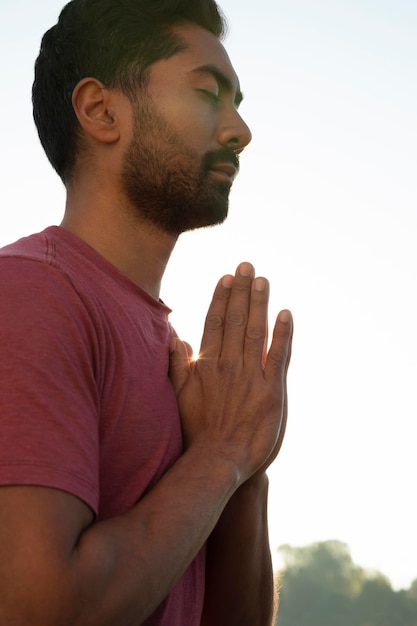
<box><xmin>209</xmin><ymin>163</ymin><xmax>238</xmax><ymax>183</ymax></box>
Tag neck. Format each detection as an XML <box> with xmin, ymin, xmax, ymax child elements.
<box><xmin>62</xmin><ymin>187</ymin><xmax>178</xmax><ymax>301</ymax></box>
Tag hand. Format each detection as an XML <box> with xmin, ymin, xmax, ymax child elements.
<box><xmin>169</xmin><ymin>263</ymin><xmax>293</xmax><ymax>485</ymax></box>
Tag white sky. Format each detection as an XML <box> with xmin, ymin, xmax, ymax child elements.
<box><xmin>1</xmin><ymin>0</ymin><xmax>416</xmax><ymax>590</ymax></box>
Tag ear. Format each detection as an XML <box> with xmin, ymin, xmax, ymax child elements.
<box><xmin>72</xmin><ymin>78</ymin><xmax>120</xmax><ymax>145</ymax></box>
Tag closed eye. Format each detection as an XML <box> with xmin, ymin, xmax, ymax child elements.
<box><xmin>198</xmin><ymin>89</ymin><xmax>221</xmax><ymax>105</ymax></box>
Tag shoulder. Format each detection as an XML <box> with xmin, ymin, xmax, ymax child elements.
<box><xmin>0</xmin><ymin>230</ymin><xmax>103</xmax><ymax>369</ymax></box>
<box><xmin>1</xmin><ymin>245</ymin><xmax>87</xmax><ymax>332</ymax></box>
<box><xmin>0</xmin><ymin>229</ymin><xmax>52</xmax><ymax>260</ymax></box>
<box><xmin>0</xmin><ymin>227</ymin><xmax>107</xmax><ymax>326</ymax></box>
<box><xmin>0</xmin><ymin>228</ymin><xmax>74</xmax><ymax>298</ymax></box>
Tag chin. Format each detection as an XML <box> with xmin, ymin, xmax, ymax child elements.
<box><xmin>188</xmin><ymin>204</ymin><xmax>229</xmax><ymax>232</ymax></box>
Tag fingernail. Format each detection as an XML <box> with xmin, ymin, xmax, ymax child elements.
<box><xmin>254</xmin><ymin>277</ymin><xmax>267</xmax><ymax>291</ymax></box>
<box><xmin>222</xmin><ymin>275</ymin><xmax>234</xmax><ymax>288</ymax></box>
<box><xmin>278</xmin><ymin>309</ymin><xmax>292</xmax><ymax>323</ymax></box>
<box><xmin>239</xmin><ymin>262</ymin><xmax>253</xmax><ymax>277</ymax></box>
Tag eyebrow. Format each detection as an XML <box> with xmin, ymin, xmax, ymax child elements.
<box><xmin>190</xmin><ymin>64</ymin><xmax>244</xmax><ymax>107</ymax></box>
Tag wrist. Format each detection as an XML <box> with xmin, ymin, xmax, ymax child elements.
<box><xmin>240</xmin><ymin>471</ymin><xmax>269</xmax><ymax>494</ymax></box>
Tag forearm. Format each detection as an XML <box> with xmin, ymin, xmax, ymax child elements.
<box><xmin>1</xmin><ymin>448</ymin><xmax>240</xmax><ymax>626</ymax></box>
<box><xmin>74</xmin><ymin>450</ymin><xmax>240</xmax><ymax>626</ymax></box>
<box><xmin>201</xmin><ymin>472</ymin><xmax>276</xmax><ymax>626</ymax></box>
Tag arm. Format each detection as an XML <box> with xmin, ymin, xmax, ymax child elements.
<box><xmin>169</xmin><ymin>262</ymin><xmax>293</xmax><ymax>626</ymax></box>
<box><xmin>201</xmin><ymin>474</ymin><xmax>277</xmax><ymax>626</ymax></box>
<box><xmin>201</xmin><ymin>355</ymin><xmax>290</xmax><ymax>626</ymax></box>
<box><xmin>0</xmin><ymin>450</ymin><xmax>240</xmax><ymax>626</ymax></box>
<box><xmin>0</xmin><ymin>262</ymin><xmax>292</xmax><ymax>626</ymax></box>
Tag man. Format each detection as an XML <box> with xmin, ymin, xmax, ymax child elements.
<box><xmin>0</xmin><ymin>1</ymin><xmax>293</xmax><ymax>624</ymax></box>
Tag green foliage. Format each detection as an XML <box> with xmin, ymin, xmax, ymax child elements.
<box><xmin>275</xmin><ymin>541</ymin><xmax>417</xmax><ymax>626</ymax></box>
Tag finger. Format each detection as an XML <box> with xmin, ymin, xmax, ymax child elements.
<box><xmin>219</xmin><ymin>262</ymin><xmax>256</xmax><ymax>360</ymax></box>
<box><xmin>198</xmin><ymin>274</ymin><xmax>234</xmax><ymax>359</ymax></box>
<box><xmin>264</xmin><ymin>309</ymin><xmax>293</xmax><ymax>383</ymax></box>
<box><xmin>168</xmin><ymin>337</ymin><xmax>193</xmax><ymax>394</ymax></box>
<box><xmin>241</xmin><ymin>275</ymin><xmax>270</xmax><ymax>367</ymax></box>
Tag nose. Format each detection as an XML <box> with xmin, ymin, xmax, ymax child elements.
<box><xmin>218</xmin><ymin>109</ymin><xmax>252</xmax><ymax>153</ymax></box>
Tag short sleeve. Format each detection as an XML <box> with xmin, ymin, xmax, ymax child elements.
<box><xmin>0</xmin><ymin>257</ymin><xmax>100</xmax><ymax>512</ymax></box>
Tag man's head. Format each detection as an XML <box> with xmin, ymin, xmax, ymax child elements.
<box><xmin>33</xmin><ymin>1</ymin><xmax>251</xmax><ymax>235</ymax></box>
<box><xmin>32</xmin><ymin>0</ymin><xmax>226</xmax><ymax>184</ymax></box>
<box><xmin>119</xmin><ymin>22</ymin><xmax>251</xmax><ymax>234</ymax></box>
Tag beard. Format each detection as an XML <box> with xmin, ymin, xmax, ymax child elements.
<box><xmin>120</xmin><ymin>98</ymin><xmax>239</xmax><ymax>236</ymax></box>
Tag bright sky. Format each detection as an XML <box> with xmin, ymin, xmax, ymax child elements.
<box><xmin>1</xmin><ymin>0</ymin><xmax>416</xmax><ymax>591</ymax></box>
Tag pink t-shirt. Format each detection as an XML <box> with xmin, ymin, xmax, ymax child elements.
<box><xmin>0</xmin><ymin>226</ymin><xmax>205</xmax><ymax>625</ymax></box>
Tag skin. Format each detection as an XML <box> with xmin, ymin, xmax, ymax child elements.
<box><xmin>0</xmin><ymin>22</ymin><xmax>293</xmax><ymax>626</ymax></box>
<box><xmin>120</xmin><ymin>75</ymin><xmax>242</xmax><ymax>234</ymax></box>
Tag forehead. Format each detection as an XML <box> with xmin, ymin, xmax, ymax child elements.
<box><xmin>148</xmin><ymin>23</ymin><xmax>242</xmax><ymax>95</ymax></box>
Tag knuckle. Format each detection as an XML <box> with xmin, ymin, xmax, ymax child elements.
<box><xmin>246</xmin><ymin>324</ymin><xmax>264</xmax><ymax>342</ymax></box>
<box><xmin>219</xmin><ymin>358</ymin><xmax>237</xmax><ymax>376</ymax></box>
<box><xmin>196</xmin><ymin>356</ymin><xmax>215</xmax><ymax>374</ymax></box>
<box><xmin>205</xmin><ymin>313</ymin><xmax>224</xmax><ymax>331</ymax></box>
<box><xmin>234</xmin><ymin>280</ymin><xmax>251</xmax><ymax>293</ymax></box>
<box><xmin>269</xmin><ymin>352</ymin><xmax>286</xmax><ymax>376</ymax></box>
<box><xmin>215</xmin><ymin>290</ymin><xmax>231</xmax><ymax>303</ymax></box>
<box><xmin>226</xmin><ymin>309</ymin><xmax>246</xmax><ymax>327</ymax></box>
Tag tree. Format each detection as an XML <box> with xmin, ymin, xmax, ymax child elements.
<box><xmin>275</xmin><ymin>540</ymin><xmax>417</xmax><ymax>626</ymax></box>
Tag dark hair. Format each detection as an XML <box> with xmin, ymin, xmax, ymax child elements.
<box><xmin>32</xmin><ymin>0</ymin><xmax>226</xmax><ymax>183</ymax></box>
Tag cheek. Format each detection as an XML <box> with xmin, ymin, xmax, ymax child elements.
<box><xmin>158</xmin><ymin>98</ymin><xmax>217</xmax><ymax>148</ymax></box>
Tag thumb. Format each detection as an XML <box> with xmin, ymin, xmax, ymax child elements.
<box><xmin>169</xmin><ymin>337</ymin><xmax>193</xmax><ymax>394</ymax></box>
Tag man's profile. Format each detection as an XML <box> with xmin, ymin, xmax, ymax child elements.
<box><xmin>0</xmin><ymin>1</ymin><xmax>293</xmax><ymax>624</ymax></box>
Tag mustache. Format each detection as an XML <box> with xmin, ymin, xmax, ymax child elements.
<box><xmin>202</xmin><ymin>147</ymin><xmax>240</xmax><ymax>172</ymax></box>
